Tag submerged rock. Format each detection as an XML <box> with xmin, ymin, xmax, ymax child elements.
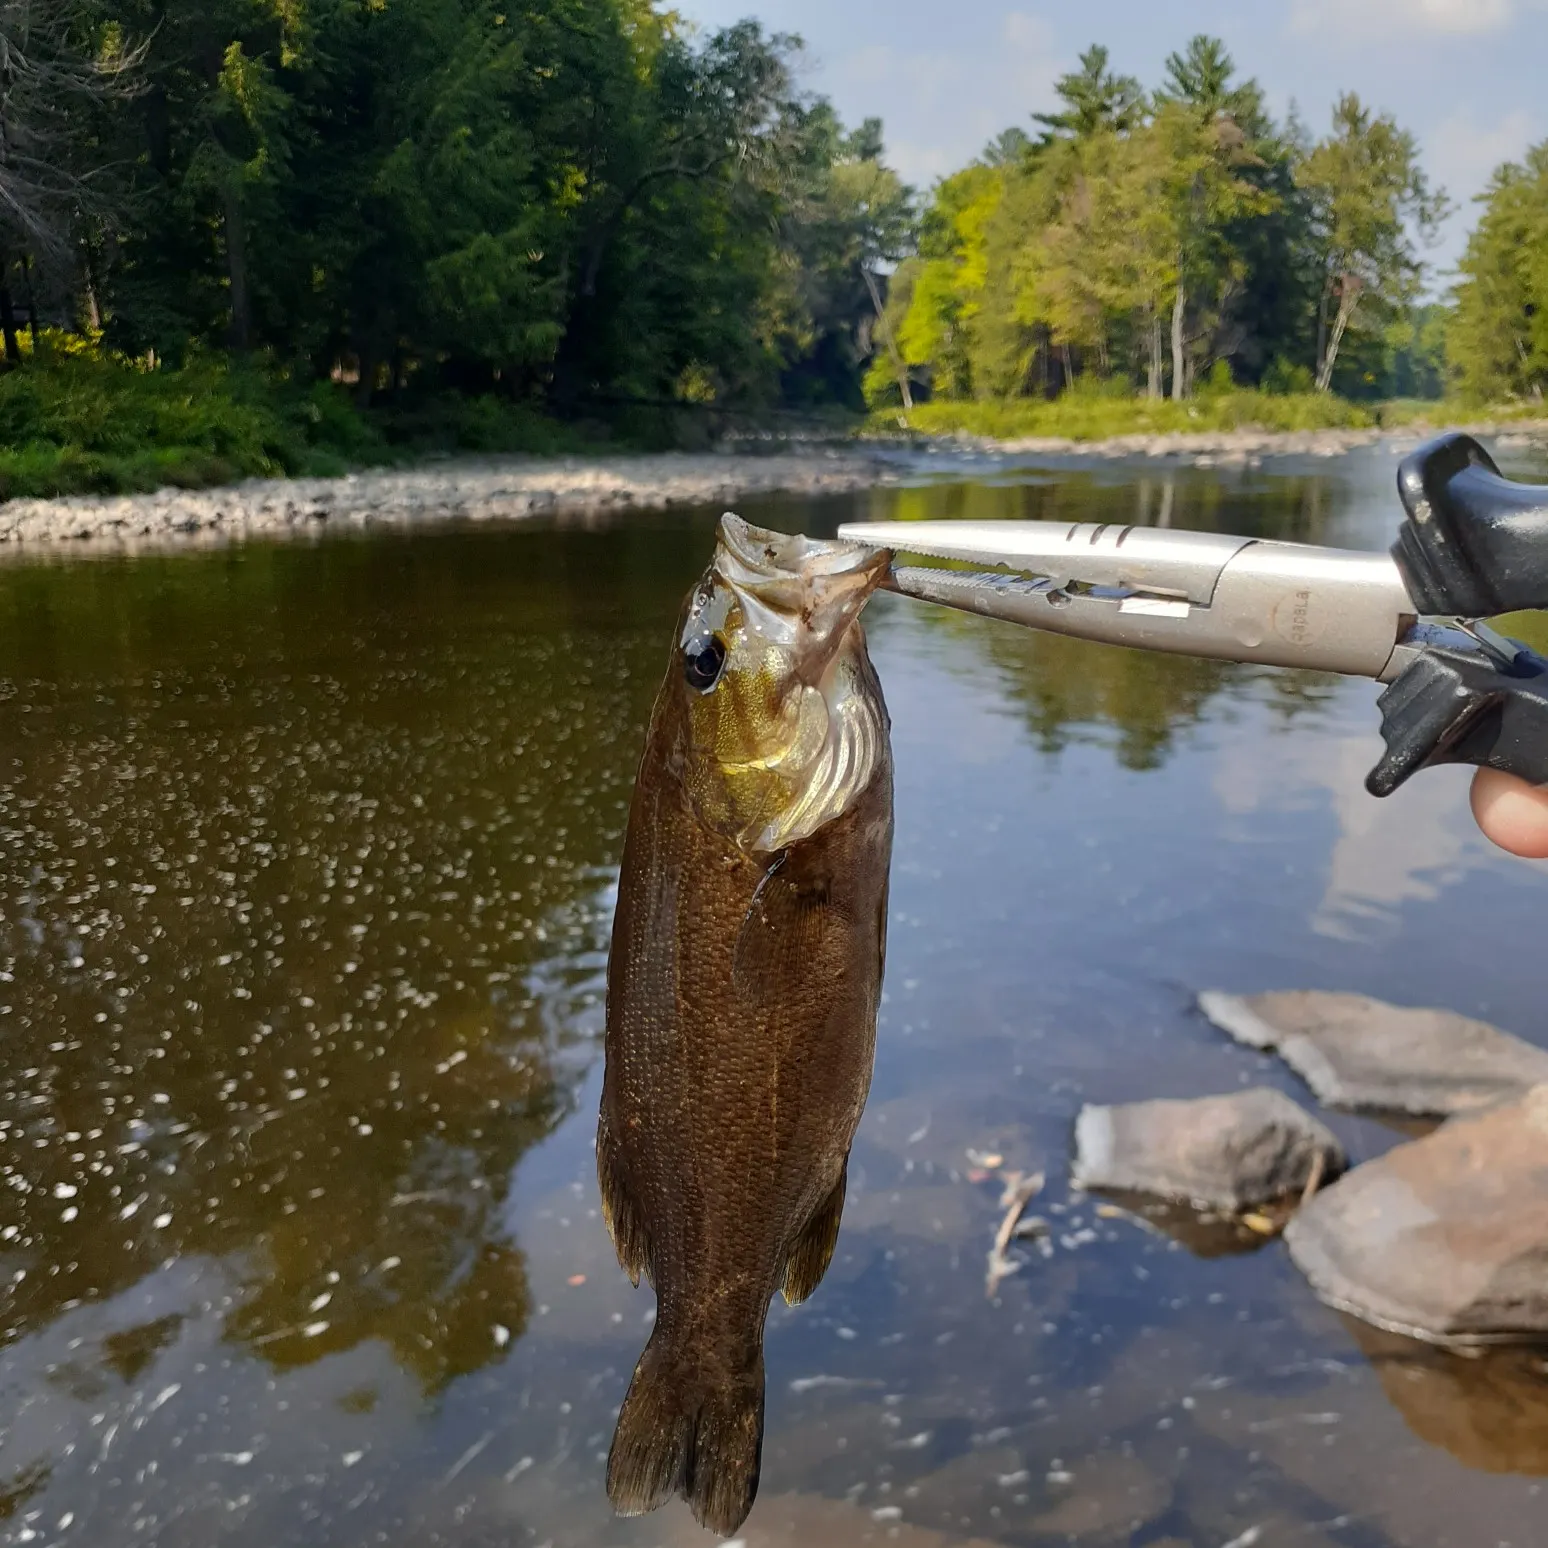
<box><xmin>1285</xmin><ymin>1085</ymin><xmax>1548</xmax><ymax>1346</ymax></box>
<box><xmin>1198</xmin><ymin>989</ymin><xmax>1548</xmax><ymax>1117</ymax></box>
<box><xmin>1072</xmin><ymin>1088</ymin><xmax>1344</xmax><ymax>1211</ymax></box>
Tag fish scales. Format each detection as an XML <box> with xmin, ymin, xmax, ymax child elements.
<box><xmin>599</xmin><ymin>515</ymin><xmax>893</xmax><ymax>1536</ymax></box>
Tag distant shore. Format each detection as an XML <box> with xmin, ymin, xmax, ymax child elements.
<box><xmin>874</xmin><ymin>418</ymin><xmax>1548</xmax><ymax>466</ymax></box>
<box><xmin>4</xmin><ymin>421</ymin><xmax>1547</xmax><ymax>553</ymax></box>
<box><xmin>0</xmin><ymin>450</ymin><xmax>898</xmax><ymax>553</ymax></box>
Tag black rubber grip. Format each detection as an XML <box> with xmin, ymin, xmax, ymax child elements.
<box><xmin>1367</xmin><ymin>637</ymin><xmax>1548</xmax><ymax>795</ymax></box>
<box><xmin>1393</xmin><ymin>432</ymin><xmax>1548</xmax><ymax>617</ymax></box>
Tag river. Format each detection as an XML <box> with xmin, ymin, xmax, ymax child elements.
<box><xmin>0</xmin><ymin>447</ymin><xmax>1543</xmax><ymax>1547</ymax></box>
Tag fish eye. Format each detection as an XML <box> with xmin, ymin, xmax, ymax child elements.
<box><xmin>683</xmin><ymin>632</ymin><xmax>727</xmax><ymax>694</ymax></box>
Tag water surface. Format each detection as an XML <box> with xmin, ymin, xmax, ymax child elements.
<box><xmin>0</xmin><ymin>450</ymin><xmax>1544</xmax><ymax>1547</ymax></box>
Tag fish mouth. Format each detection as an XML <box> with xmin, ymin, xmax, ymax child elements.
<box><xmin>714</xmin><ymin>514</ymin><xmax>892</xmax><ymax>671</ymax></box>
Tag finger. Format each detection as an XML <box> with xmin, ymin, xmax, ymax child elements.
<box><xmin>1470</xmin><ymin>768</ymin><xmax>1548</xmax><ymax>859</ymax></box>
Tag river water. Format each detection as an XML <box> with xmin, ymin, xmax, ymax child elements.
<box><xmin>0</xmin><ymin>449</ymin><xmax>1544</xmax><ymax>1548</ymax></box>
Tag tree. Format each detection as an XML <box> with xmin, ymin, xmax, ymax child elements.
<box><xmin>1298</xmin><ymin>93</ymin><xmax>1448</xmax><ymax>392</ymax></box>
<box><xmin>1151</xmin><ymin>102</ymin><xmax>1275</xmax><ymax>399</ymax></box>
<box><xmin>887</xmin><ymin>163</ymin><xmax>1000</xmax><ymax>399</ymax></box>
<box><xmin>0</xmin><ymin>0</ymin><xmax>145</xmax><ymax>359</ymax></box>
<box><xmin>1450</xmin><ymin>147</ymin><xmax>1548</xmax><ymax>401</ymax></box>
<box><xmin>759</xmin><ymin>104</ymin><xmax>913</xmax><ymax>408</ymax></box>
<box><xmin>1155</xmin><ymin>35</ymin><xmax>1262</xmax><ymax>124</ymax></box>
<box><xmin>1033</xmin><ymin>45</ymin><xmax>1144</xmax><ymax>144</ymax></box>
<box><xmin>1152</xmin><ymin>36</ymin><xmax>1302</xmax><ymax>391</ymax></box>
<box><xmin>981</xmin><ymin>126</ymin><xmax>1031</xmax><ymax>168</ymax></box>
<box><xmin>544</xmin><ymin>16</ymin><xmax>802</xmax><ymax>407</ymax></box>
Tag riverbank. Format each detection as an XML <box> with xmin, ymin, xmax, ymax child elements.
<box><xmin>881</xmin><ymin>419</ymin><xmax>1548</xmax><ymax>465</ymax></box>
<box><xmin>867</xmin><ymin>389</ymin><xmax>1548</xmax><ymax>461</ymax></box>
<box><xmin>6</xmin><ymin>418</ymin><xmax>1548</xmax><ymax>553</ymax></box>
<box><xmin>0</xmin><ymin>449</ymin><xmax>898</xmax><ymax>551</ymax></box>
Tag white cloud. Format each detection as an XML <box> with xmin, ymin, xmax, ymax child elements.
<box><xmin>1421</xmin><ymin>108</ymin><xmax>1537</xmax><ymax>278</ymax></box>
<box><xmin>1212</xmin><ymin>731</ymin><xmax>1474</xmax><ymax>943</ymax></box>
<box><xmin>825</xmin><ymin>10</ymin><xmax>1062</xmax><ymax>188</ymax></box>
<box><xmin>1427</xmin><ymin>107</ymin><xmax>1535</xmax><ymax>200</ymax></box>
<box><xmin>1290</xmin><ymin>0</ymin><xmax>1515</xmax><ymax>35</ymax></box>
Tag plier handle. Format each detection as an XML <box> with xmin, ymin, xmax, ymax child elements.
<box><xmin>840</xmin><ymin>433</ymin><xmax>1548</xmax><ymax>798</ymax></box>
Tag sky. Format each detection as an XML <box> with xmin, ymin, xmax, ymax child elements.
<box><xmin>675</xmin><ymin>0</ymin><xmax>1548</xmax><ymax>285</ymax></box>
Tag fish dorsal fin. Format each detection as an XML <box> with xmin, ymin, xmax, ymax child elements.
<box><xmin>782</xmin><ymin>1157</ymin><xmax>849</xmax><ymax>1305</ymax></box>
<box><xmin>731</xmin><ymin>853</ymin><xmax>852</xmax><ymax>1001</ymax></box>
<box><xmin>597</xmin><ymin>1114</ymin><xmax>652</xmax><ymax>1288</ymax></box>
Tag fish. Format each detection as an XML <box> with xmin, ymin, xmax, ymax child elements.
<box><xmin>598</xmin><ymin>513</ymin><xmax>894</xmax><ymax>1536</ymax></box>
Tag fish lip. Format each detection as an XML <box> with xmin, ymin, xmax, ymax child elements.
<box><xmin>717</xmin><ymin>513</ymin><xmax>890</xmax><ymax>586</ymax></box>
<box><xmin>714</xmin><ymin>514</ymin><xmax>892</xmax><ymax>677</ymax></box>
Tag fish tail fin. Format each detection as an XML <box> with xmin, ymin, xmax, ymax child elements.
<box><xmin>607</xmin><ymin>1329</ymin><xmax>765</xmax><ymax>1538</ymax></box>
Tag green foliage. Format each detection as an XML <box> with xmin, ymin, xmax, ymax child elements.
<box><xmin>1451</xmin><ymin>146</ymin><xmax>1548</xmax><ymax>402</ymax></box>
<box><xmin>0</xmin><ymin>353</ymin><xmax>379</xmax><ymax>497</ymax></box>
<box><xmin>0</xmin><ymin>349</ymin><xmax>616</xmax><ymax>499</ymax></box>
<box><xmin>1297</xmin><ymin>93</ymin><xmax>1448</xmax><ymax>391</ymax></box>
<box><xmin>2</xmin><ymin>9</ymin><xmax>1528</xmax><ymax>474</ymax></box>
<box><xmin>0</xmin><ymin>0</ymin><xmax>912</xmax><ymax>449</ymax></box>
<box><xmin>1033</xmin><ymin>46</ymin><xmax>1145</xmax><ymax>143</ymax></box>
<box><xmin>876</xmin><ymin>387</ymin><xmax>1377</xmax><ymax>442</ymax></box>
<box><xmin>881</xmin><ymin>37</ymin><xmax>1453</xmax><ymax>419</ymax></box>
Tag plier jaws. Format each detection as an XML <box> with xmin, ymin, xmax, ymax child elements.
<box><xmin>838</xmin><ymin>518</ymin><xmax>1420</xmax><ymax>682</ymax></box>
<box><xmin>841</xmin><ymin>432</ymin><xmax>1548</xmax><ymax>796</ymax></box>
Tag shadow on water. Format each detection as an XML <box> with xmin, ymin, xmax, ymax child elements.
<box><xmin>0</xmin><ymin>452</ymin><xmax>1544</xmax><ymax>1545</ymax></box>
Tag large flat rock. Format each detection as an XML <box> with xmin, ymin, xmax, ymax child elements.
<box><xmin>1072</xmin><ymin>1088</ymin><xmax>1345</xmax><ymax>1211</ymax></box>
<box><xmin>1285</xmin><ymin>1084</ymin><xmax>1548</xmax><ymax>1346</ymax></box>
<box><xmin>1198</xmin><ymin>989</ymin><xmax>1548</xmax><ymax>1117</ymax></box>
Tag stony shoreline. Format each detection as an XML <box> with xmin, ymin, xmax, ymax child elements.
<box><xmin>0</xmin><ymin>449</ymin><xmax>898</xmax><ymax>554</ymax></box>
<box><xmin>5</xmin><ymin>420</ymin><xmax>1547</xmax><ymax>552</ymax></box>
<box><xmin>890</xmin><ymin>419</ymin><xmax>1548</xmax><ymax>466</ymax></box>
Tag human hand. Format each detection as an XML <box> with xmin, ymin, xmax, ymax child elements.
<box><xmin>1470</xmin><ymin>768</ymin><xmax>1548</xmax><ymax>859</ymax></box>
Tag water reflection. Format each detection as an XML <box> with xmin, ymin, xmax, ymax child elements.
<box><xmin>862</xmin><ymin>467</ymin><xmax>1346</xmax><ymax>773</ymax></box>
<box><xmin>0</xmin><ymin>454</ymin><xmax>1543</xmax><ymax>1546</ymax></box>
<box><xmin>875</xmin><ymin>461</ymin><xmax>1343</xmax><ymax>544</ymax></box>
<box><xmin>1349</xmin><ymin>1321</ymin><xmax>1548</xmax><ymax>1476</ymax></box>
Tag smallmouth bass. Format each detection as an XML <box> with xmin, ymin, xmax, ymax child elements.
<box><xmin>599</xmin><ymin>514</ymin><xmax>894</xmax><ymax>1535</ymax></box>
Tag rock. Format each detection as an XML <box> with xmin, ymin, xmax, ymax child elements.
<box><xmin>1029</xmin><ymin>1449</ymin><xmax>1171</xmax><ymax>1540</ymax></box>
<box><xmin>1285</xmin><ymin>1084</ymin><xmax>1548</xmax><ymax>1345</ymax></box>
<box><xmin>1198</xmin><ymin>989</ymin><xmax>1548</xmax><ymax>1117</ymax></box>
<box><xmin>1072</xmin><ymin>1088</ymin><xmax>1344</xmax><ymax>1211</ymax></box>
<box><xmin>0</xmin><ymin>451</ymin><xmax>900</xmax><ymax>551</ymax></box>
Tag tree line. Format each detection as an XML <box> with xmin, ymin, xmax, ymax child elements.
<box><xmin>7</xmin><ymin>3</ymin><xmax>1548</xmax><ymax>418</ymax></box>
<box><xmin>0</xmin><ymin>0</ymin><xmax>909</xmax><ymax>414</ymax></box>
<box><xmin>871</xmin><ymin>38</ymin><xmax>1452</xmax><ymax>409</ymax></box>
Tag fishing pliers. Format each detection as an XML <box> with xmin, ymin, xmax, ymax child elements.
<box><xmin>840</xmin><ymin>432</ymin><xmax>1548</xmax><ymax>797</ymax></box>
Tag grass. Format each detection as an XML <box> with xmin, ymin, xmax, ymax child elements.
<box><xmin>868</xmin><ymin>387</ymin><xmax>1378</xmax><ymax>442</ymax></box>
<box><xmin>866</xmin><ymin>386</ymin><xmax>1548</xmax><ymax>443</ymax></box>
<box><xmin>0</xmin><ymin>347</ymin><xmax>607</xmax><ymax>502</ymax></box>
<box><xmin>6</xmin><ymin>347</ymin><xmax>1548</xmax><ymax>504</ymax></box>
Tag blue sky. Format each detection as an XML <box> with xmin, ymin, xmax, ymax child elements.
<box><xmin>676</xmin><ymin>0</ymin><xmax>1546</xmax><ymax>285</ymax></box>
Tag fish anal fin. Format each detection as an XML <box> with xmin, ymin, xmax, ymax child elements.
<box><xmin>597</xmin><ymin>1116</ymin><xmax>651</xmax><ymax>1288</ymax></box>
<box><xmin>782</xmin><ymin>1158</ymin><xmax>848</xmax><ymax>1306</ymax></box>
<box><xmin>732</xmin><ymin>857</ymin><xmax>851</xmax><ymax>1001</ymax></box>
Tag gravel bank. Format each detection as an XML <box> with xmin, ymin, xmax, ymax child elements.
<box><xmin>7</xmin><ymin>422</ymin><xmax>1547</xmax><ymax>554</ymax></box>
<box><xmin>899</xmin><ymin>421</ymin><xmax>1548</xmax><ymax>465</ymax></box>
<box><xmin>0</xmin><ymin>449</ymin><xmax>897</xmax><ymax>553</ymax></box>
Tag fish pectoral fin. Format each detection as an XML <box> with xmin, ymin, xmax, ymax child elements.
<box><xmin>781</xmin><ymin>1157</ymin><xmax>848</xmax><ymax>1306</ymax></box>
<box><xmin>597</xmin><ymin>1115</ymin><xmax>652</xmax><ymax>1288</ymax></box>
<box><xmin>732</xmin><ymin>859</ymin><xmax>852</xmax><ymax>1000</ymax></box>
